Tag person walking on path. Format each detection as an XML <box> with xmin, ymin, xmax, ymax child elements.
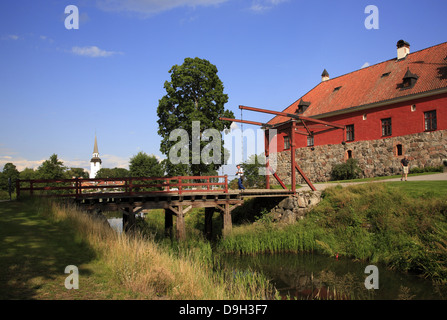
<box><xmin>401</xmin><ymin>155</ymin><xmax>410</xmax><ymax>181</ymax></box>
<box><xmin>236</xmin><ymin>165</ymin><xmax>245</xmax><ymax>190</ymax></box>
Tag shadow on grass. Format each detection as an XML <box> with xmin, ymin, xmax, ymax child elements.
<box><xmin>0</xmin><ymin>200</ymin><xmax>97</xmax><ymax>299</ymax></box>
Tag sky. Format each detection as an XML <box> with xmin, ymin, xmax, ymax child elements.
<box><xmin>1</xmin><ymin>0</ymin><xmax>446</xmax><ymax>175</ymax></box>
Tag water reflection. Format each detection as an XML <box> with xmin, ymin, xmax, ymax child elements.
<box><xmin>105</xmin><ymin>218</ymin><xmax>445</xmax><ymax>300</ymax></box>
<box><xmin>220</xmin><ymin>253</ymin><xmax>446</xmax><ymax>300</ymax></box>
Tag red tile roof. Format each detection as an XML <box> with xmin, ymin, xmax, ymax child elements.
<box><xmin>269</xmin><ymin>41</ymin><xmax>447</xmax><ymax>125</ymax></box>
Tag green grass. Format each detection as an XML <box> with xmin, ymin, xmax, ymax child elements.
<box><xmin>0</xmin><ymin>198</ymin><xmax>277</xmax><ymax>300</ymax></box>
<box><xmin>219</xmin><ymin>181</ymin><xmax>447</xmax><ymax>284</ymax></box>
<box><xmin>0</xmin><ymin>198</ymin><xmax>132</xmax><ymax>299</ymax></box>
<box><xmin>386</xmin><ymin>181</ymin><xmax>447</xmax><ymax>198</ymax></box>
<box><xmin>321</xmin><ymin>171</ymin><xmax>444</xmax><ymax>184</ymax></box>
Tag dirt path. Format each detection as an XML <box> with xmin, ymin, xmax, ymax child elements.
<box><xmin>299</xmin><ymin>172</ymin><xmax>447</xmax><ymax>191</ymax></box>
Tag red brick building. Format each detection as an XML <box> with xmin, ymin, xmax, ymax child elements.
<box><xmin>268</xmin><ymin>40</ymin><xmax>447</xmax><ymax>183</ymax></box>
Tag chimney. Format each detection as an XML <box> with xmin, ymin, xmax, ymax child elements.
<box><xmin>321</xmin><ymin>69</ymin><xmax>330</xmax><ymax>82</ymax></box>
<box><xmin>397</xmin><ymin>40</ymin><xmax>410</xmax><ymax>60</ymax></box>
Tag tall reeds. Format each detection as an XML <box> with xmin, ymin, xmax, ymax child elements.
<box><xmin>219</xmin><ymin>183</ymin><xmax>447</xmax><ymax>284</ymax></box>
<box><xmin>39</xmin><ymin>199</ymin><xmax>276</xmax><ymax>300</ymax></box>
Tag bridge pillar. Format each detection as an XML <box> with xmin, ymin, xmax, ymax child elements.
<box><xmin>222</xmin><ymin>204</ymin><xmax>232</xmax><ymax>238</ymax></box>
<box><xmin>122</xmin><ymin>207</ymin><xmax>136</xmax><ymax>233</ymax></box>
<box><xmin>216</xmin><ymin>202</ymin><xmax>241</xmax><ymax>238</ymax></box>
<box><xmin>175</xmin><ymin>206</ymin><xmax>186</xmax><ymax>241</ymax></box>
<box><xmin>204</xmin><ymin>207</ymin><xmax>214</xmax><ymax>240</ymax></box>
<box><xmin>167</xmin><ymin>205</ymin><xmax>193</xmax><ymax>241</ymax></box>
<box><xmin>164</xmin><ymin>208</ymin><xmax>174</xmax><ymax>239</ymax></box>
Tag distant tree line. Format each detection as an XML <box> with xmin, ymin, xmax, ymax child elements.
<box><xmin>0</xmin><ymin>152</ymin><xmax>163</xmax><ymax>193</ymax></box>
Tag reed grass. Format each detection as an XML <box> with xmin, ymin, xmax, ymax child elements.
<box><xmin>40</xmin><ymin>199</ymin><xmax>276</xmax><ymax>299</ymax></box>
<box><xmin>219</xmin><ymin>182</ymin><xmax>447</xmax><ymax>284</ymax></box>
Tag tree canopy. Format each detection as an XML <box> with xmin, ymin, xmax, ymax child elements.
<box><xmin>129</xmin><ymin>152</ymin><xmax>164</xmax><ymax>178</ymax></box>
<box><xmin>66</xmin><ymin>167</ymin><xmax>89</xmax><ymax>179</ymax></box>
<box><xmin>96</xmin><ymin>167</ymin><xmax>129</xmax><ymax>179</ymax></box>
<box><xmin>157</xmin><ymin>57</ymin><xmax>234</xmax><ymax>176</ymax></box>
<box><xmin>36</xmin><ymin>154</ymin><xmax>67</xmax><ymax>180</ymax></box>
<box><xmin>0</xmin><ymin>163</ymin><xmax>20</xmax><ymax>191</ymax></box>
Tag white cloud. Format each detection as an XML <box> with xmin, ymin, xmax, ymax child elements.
<box><xmin>71</xmin><ymin>46</ymin><xmax>123</xmax><ymax>58</ymax></box>
<box><xmin>40</xmin><ymin>35</ymin><xmax>55</xmax><ymax>44</ymax></box>
<box><xmin>96</xmin><ymin>0</ymin><xmax>229</xmax><ymax>17</ymax></box>
<box><xmin>0</xmin><ymin>157</ymin><xmax>46</xmax><ymax>172</ymax></box>
<box><xmin>0</xmin><ymin>154</ymin><xmax>130</xmax><ymax>173</ymax></box>
<box><xmin>1</xmin><ymin>34</ymin><xmax>20</xmax><ymax>40</ymax></box>
<box><xmin>101</xmin><ymin>154</ymin><xmax>130</xmax><ymax>169</ymax></box>
<box><xmin>249</xmin><ymin>0</ymin><xmax>288</xmax><ymax>13</ymax></box>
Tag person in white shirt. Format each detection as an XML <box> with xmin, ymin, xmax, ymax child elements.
<box><xmin>236</xmin><ymin>165</ymin><xmax>245</xmax><ymax>190</ymax></box>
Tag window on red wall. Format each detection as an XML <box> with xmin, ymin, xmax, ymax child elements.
<box><xmin>381</xmin><ymin>118</ymin><xmax>392</xmax><ymax>137</ymax></box>
<box><xmin>346</xmin><ymin>125</ymin><xmax>355</xmax><ymax>141</ymax></box>
<box><xmin>284</xmin><ymin>135</ymin><xmax>290</xmax><ymax>150</ymax></box>
<box><xmin>424</xmin><ymin>110</ymin><xmax>437</xmax><ymax>131</ymax></box>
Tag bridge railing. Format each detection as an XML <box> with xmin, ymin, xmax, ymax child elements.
<box><xmin>16</xmin><ymin>175</ymin><xmax>229</xmax><ymax>199</ymax></box>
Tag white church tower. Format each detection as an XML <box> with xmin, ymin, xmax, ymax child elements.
<box><xmin>90</xmin><ymin>135</ymin><xmax>102</xmax><ymax>178</ymax></box>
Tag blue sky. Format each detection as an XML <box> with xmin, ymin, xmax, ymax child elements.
<box><xmin>1</xmin><ymin>0</ymin><xmax>446</xmax><ymax>174</ymax></box>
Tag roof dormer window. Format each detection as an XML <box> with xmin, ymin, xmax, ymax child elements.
<box><xmin>333</xmin><ymin>86</ymin><xmax>342</xmax><ymax>92</ymax></box>
<box><xmin>401</xmin><ymin>68</ymin><xmax>419</xmax><ymax>89</ymax></box>
<box><xmin>296</xmin><ymin>99</ymin><xmax>311</xmax><ymax>114</ymax></box>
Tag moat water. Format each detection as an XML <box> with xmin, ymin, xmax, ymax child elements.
<box><xmin>108</xmin><ymin>218</ymin><xmax>445</xmax><ymax>300</ymax></box>
<box><xmin>220</xmin><ymin>253</ymin><xmax>446</xmax><ymax>300</ymax></box>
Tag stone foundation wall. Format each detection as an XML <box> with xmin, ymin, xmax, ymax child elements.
<box><xmin>273</xmin><ymin>130</ymin><xmax>447</xmax><ymax>184</ymax></box>
<box><xmin>268</xmin><ymin>191</ymin><xmax>322</xmax><ymax>224</ymax></box>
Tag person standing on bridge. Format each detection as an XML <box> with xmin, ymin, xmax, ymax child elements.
<box><xmin>236</xmin><ymin>165</ymin><xmax>245</xmax><ymax>191</ymax></box>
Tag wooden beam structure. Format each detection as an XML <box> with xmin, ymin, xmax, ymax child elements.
<box><xmin>238</xmin><ymin>105</ymin><xmax>345</xmax><ymax>129</ymax></box>
<box><xmin>220</xmin><ymin>105</ymin><xmax>346</xmax><ymax>192</ymax></box>
<box><xmin>219</xmin><ymin>117</ymin><xmax>273</xmax><ymax>128</ymax></box>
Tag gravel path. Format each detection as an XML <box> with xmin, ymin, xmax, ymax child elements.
<box><xmin>299</xmin><ymin>172</ymin><xmax>447</xmax><ymax>191</ymax></box>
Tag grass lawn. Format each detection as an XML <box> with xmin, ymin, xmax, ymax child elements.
<box><xmin>0</xmin><ymin>199</ymin><xmax>276</xmax><ymax>300</ymax></box>
<box><xmin>386</xmin><ymin>180</ymin><xmax>447</xmax><ymax>198</ymax></box>
<box><xmin>321</xmin><ymin>171</ymin><xmax>443</xmax><ymax>184</ymax></box>
<box><xmin>261</xmin><ymin>171</ymin><xmax>445</xmax><ymax>190</ymax></box>
<box><xmin>0</xmin><ymin>200</ymin><xmax>133</xmax><ymax>300</ymax></box>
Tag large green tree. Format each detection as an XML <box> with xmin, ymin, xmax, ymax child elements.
<box><xmin>36</xmin><ymin>154</ymin><xmax>67</xmax><ymax>180</ymax></box>
<box><xmin>157</xmin><ymin>57</ymin><xmax>234</xmax><ymax>176</ymax></box>
<box><xmin>240</xmin><ymin>154</ymin><xmax>267</xmax><ymax>189</ymax></box>
<box><xmin>96</xmin><ymin>167</ymin><xmax>130</xmax><ymax>179</ymax></box>
<box><xmin>129</xmin><ymin>152</ymin><xmax>163</xmax><ymax>178</ymax></box>
<box><xmin>0</xmin><ymin>163</ymin><xmax>20</xmax><ymax>191</ymax></box>
<box><xmin>66</xmin><ymin>167</ymin><xmax>89</xmax><ymax>179</ymax></box>
<box><xmin>19</xmin><ymin>168</ymin><xmax>36</xmax><ymax>180</ymax></box>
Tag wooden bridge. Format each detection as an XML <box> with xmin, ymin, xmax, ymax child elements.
<box><xmin>16</xmin><ymin>176</ymin><xmax>294</xmax><ymax>240</ymax></box>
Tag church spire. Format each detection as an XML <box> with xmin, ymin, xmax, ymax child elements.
<box><xmin>93</xmin><ymin>135</ymin><xmax>99</xmax><ymax>155</ymax></box>
<box><xmin>90</xmin><ymin>134</ymin><xmax>102</xmax><ymax>178</ymax></box>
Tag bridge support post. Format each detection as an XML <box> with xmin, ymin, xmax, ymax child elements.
<box><xmin>216</xmin><ymin>202</ymin><xmax>242</xmax><ymax>238</ymax></box>
<box><xmin>176</xmin><ymin>206</ymin><xmax>186</xmax><ymax>241</ymax></box>
<box><xmin>204</xmin><ymin>207</ymin><xmax>214</xmax><ymax>240</ymax></box>
<box><xmin>169</xmin><ymin>205</ymin><xmax>191</xmax><ymax>241</ymax></box>
<box><xmin>222</xmin><ymin>204</ymin><xmax>232</xmax><ymax>238</ymax></box>
<box><xmin>122</xmin><ymin>207</ymin><xmax>136</xmax><ymax>233</ymax></box>
<box><xmin>164</xmin><ymin>208</ymin><xmax>174</xmax><ymax>239</ymax></box>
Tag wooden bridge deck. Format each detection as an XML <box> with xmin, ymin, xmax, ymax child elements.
<box><xmin>73</xmin><ymin>188</ymin><xmax>294</xmax><ymax>213</ymax></box>
<box><xmin>16</xmin><ymin>177</ymin><xmax>296</xmax><ymax>240</ymax></box>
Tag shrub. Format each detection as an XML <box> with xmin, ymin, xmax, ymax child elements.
<box><xmin>410</xmin><ymin>165</ymin><xmax>444</xmax><ymax>174</ymax></box>
<box><xmin>330</xmin><ymin>158</ymin><xmax>362</xmax><ymax>181</ymax></box>
<box><xmin>0</xmin><ymin>190</ymin><xmax>10</xmax><ymax>200</ymax></box>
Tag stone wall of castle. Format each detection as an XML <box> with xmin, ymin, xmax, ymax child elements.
<box><xmin>272</xmin><ymin>129</ymin><xmax>447</xmax><ymax>184</ymax></box>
